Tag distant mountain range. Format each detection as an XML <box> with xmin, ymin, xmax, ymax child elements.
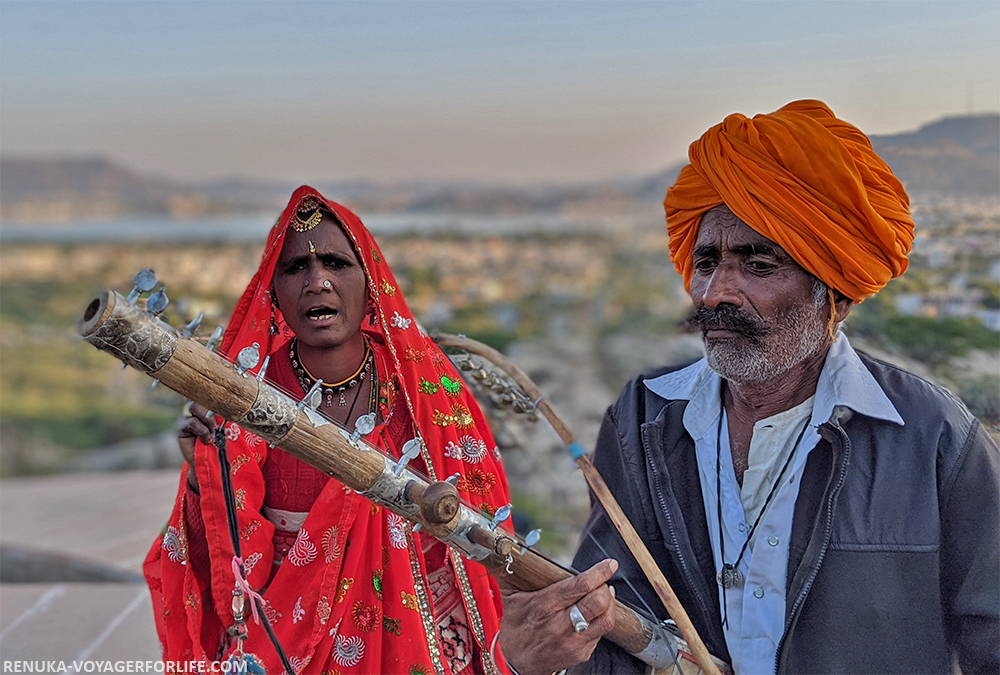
<box><xmin>2</xmin><ymin>113</ymin><xmax>996</xmax><ymax>223</ymax></box>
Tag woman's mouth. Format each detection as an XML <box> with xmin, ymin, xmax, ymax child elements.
<box><xmin>305</xmin><ymin>307</ymin><xmax>339</xmax><ymax>322</ymax></box>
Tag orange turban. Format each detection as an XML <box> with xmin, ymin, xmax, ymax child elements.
<box><xmin>664</xmin><ymin>100</ymin><xmax>914</xmax><ymax>301</ymax></box>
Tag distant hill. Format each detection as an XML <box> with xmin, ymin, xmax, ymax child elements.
<box><xmin>2</xmin><ymin>112</ymin><xmax>996</xmax><ymax>223</ymax></box>
<box><xmin>869</xmin><ymin>114</ymin><xmax>999</xmax><ymax>195</ymax></box>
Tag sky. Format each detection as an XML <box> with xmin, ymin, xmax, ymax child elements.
<box><xmin>1</xmin><ymin>1</ymin><xmax>998</xmax><ymax>185</ymax></box>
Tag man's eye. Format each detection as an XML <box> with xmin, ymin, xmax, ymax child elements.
<box><xmin>694</xmin><ymin>259</ymin><xmax>717</xmax><ymax>272</ymax></box>
<box><xmin>746</xmin><ymin>261</ymin><xmax>776</xmax><ymax>273</ymax></box>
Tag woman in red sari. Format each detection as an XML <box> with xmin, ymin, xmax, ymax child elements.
<box><xmin>145</xmin><ymin>186</ymin><xmax>511</xmax><ymax>675</ymax></box>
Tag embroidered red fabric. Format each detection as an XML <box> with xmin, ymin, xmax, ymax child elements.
<box><xmin>144</xmin><ymin>186</ymin><xmax>511</xmax><ymax>674</ymax></box>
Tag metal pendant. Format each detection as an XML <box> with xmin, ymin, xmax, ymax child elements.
<box><xmin>716</xmin><ymin>563</ymin><xmax>743</xmax><ymax>589</ymax></box>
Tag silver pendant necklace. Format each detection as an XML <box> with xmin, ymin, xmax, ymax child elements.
<box><xmin>715</xmin><ymin>408</ymin><xmax>808</xmax><ymax>591</ymax></box>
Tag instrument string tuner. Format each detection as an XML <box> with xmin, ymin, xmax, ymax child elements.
<box><xmin>206</xmin><ymin>326</ymin><xmax>225</xmax><ymax>352</ymax></box>
<box><xmin>235</xmin><ymin>343</ymin><xmax>260</xmax><ymax>377</ymax></box>
<box><xmin>126</xmin><ymin>269</ymin><xmax>157</xmax><ymax>303</ymax></box>
<box><xmin>298</xmin><ymin>379</ymin><xmax>324</xmax><ymax>411</ymax></box>
<box><xmin>255</xmin><ymin>355</ymin><xmax>270</xmax><ymax>383</ymax></box>
<box><xmin>444</xmin><ymin>473</ymin><xmax>460</xmax><ymax>486</ymax></box>
<box><xmin>394</xmin><ymin>438</ymin><xmax>423</xmax><ymax>476</ymax></box>
<box><xmin>182</xmin><ymin>312</ymin><xmax>205</xmax><ymax>339</ymax></box>
<box><xmin>351</xmin><ymin>413</ymin><xmax>376</xmax><ymax>444</ymax></box>
<box><xmin>146</xmin><ymin>286</ymin><xmax>169</xmax><ymax>316</ymax></box>
<box><xmin>490</xmin><ymin>504</ymin><xmax>512</xmax><ymax>531</ymax></box>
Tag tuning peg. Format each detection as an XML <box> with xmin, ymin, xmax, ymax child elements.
<box><xmin>490</xmin><ymin>504</ymin><xmax>512</xmax><ymax>531</ymax></box>
<box><xmin>126</xmin><ymin>269</ymin><xmax>157</xmax><ymax>303</ymax></box>
<box><xmin>235</xmin><ymin>343</ymin><xmax>260</xmax><ymax>377</ymax></box>
<box><xmin>520</xmin><ymin>528</ymin><xmax>542</xmax><ymax>555</ymax></box>
<box><xmin>182</xmin><ymin>312</ymin><xmax>204</xmax><ymax>339</ymax></box>
<box><xmin>146</xmin><ymin>286</ymin><xmax>169</xmax><ymax>316</ymax></box>
<box><xmin>206</xmin><ymin>325</ymin><xmax>225</xmax><ymax>352</ymax></box>
<box><xmin>351</xmin><ymin>413</ymin><xmax>376</xmax><ymax>444</ymax></box>
<box><xmin>445</xmin><ymin>473</ymin><xmax>460</xmax><ymax>486</ymax></box>
<box><xmin>393</xmin><ymin>438</ymin><xmax>423</xmax><ymax>476</ymax></box>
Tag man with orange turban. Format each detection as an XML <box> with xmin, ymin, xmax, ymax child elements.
<box><xmin>498</xmin><ymin>101</ymin><xmax>999</xmax><ymax>674</ymax></box>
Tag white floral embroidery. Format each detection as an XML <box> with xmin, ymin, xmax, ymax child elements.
<box><xmin>243</xmin><ymin>552</ymin><xmax>262</xmax><ymax>576</ymax></box>
<box><xmin>329</xmin><ymin>618</ymin><xmax>342</xmax><ymax>637</ymax></box>
<box><xmin>459</xmin><ymin>435</ymin><xmax>488</xmax><ymax>463</ymax></box>
<box><xmin>333</xmin><ymin>634</ymin><xmax>365</xmax><ymax>667</ymax></box>
<box><xmin>225</xmin><ymin>425</ymin><xmax>241</xmax><ymax>441</ymax></box>
<box><xmin>389</xmin><ymin>312</ymin><xmax>411</xmax><ymax>330</ymax></box>
<box><xmin>162</xmin><ymin>526</ymin><xmax>185</xmax><ymax>563</ymax></box>
<box><xmin>386</xmin><ymin>512</ymin><xmax>407</xmax><ymax>549</ymax></box>
<box><xmin>244</xmin><ymin>432</ymin><xmax>262</xmax><ymax>448</ymax></box>
<box><xmin>443</xmin><ymin>441</ymin><xmax>462</xmax><ymax>460</ymax></box>
<box><xmin>292</xmin><ymin>596</ymin><xmax>305</xmax><ymax>624</ymax></box>
<box><xmin>287</xmin><ymin>529</ymin><xmax>318</xmax><ymax>566</ymax></box>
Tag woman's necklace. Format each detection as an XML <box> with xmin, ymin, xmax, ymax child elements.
<box><xmin>714</xmin><ymin>407</ymin><xmax>809</xmax><ymax>609</ymax></box>
<box><xmin>290</xmin><ymin>338</ymin><xmax>373</xmax><ymax>407</ymax></box>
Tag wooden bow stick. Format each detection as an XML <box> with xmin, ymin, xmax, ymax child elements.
<box><xmin>433</xmin><ymin>334</ymin><xmax>722</xmax><ymax>675</ymax></box>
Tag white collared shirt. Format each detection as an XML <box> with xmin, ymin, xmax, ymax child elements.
<box><xmin>644</xmin><ymin>333</ymin><xmax>903</xmax><ymax>675</ymax></box>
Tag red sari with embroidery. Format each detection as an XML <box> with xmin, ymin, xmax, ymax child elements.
<box><xmin>144</xmin><ymin>187</ymin><xmax>511</xmax><ymax>675</ymax></box>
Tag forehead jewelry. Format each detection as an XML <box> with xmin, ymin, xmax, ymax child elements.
<box><xmin>291</xmin><ymin>209</ymin><xmax>322</xmax><ymax>233</ymax></box>
<box><xmin>308</xmin><ymin>240</ymin><xmax>316</xmax><ymax>254</ymax></box>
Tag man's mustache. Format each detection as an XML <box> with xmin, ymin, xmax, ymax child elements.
<box><xmin>689</xmin><ymin>305</ymin><xmax>769</xmax><ymax>339</ymax></box>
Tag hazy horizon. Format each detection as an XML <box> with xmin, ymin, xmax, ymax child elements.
<box><xmin>2</xmin><ymin>1</ymin><xmax>998</xmax><ymax>186</ymax></box>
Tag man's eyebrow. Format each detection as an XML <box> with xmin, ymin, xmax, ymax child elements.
<box><xmin>731</xmin><ymin>243</ymin><xmax>779</xmax><ymax>257</ymax></box>
<box><xmin>693</xmin><ymin>244</ymin><xmax>718</xmax><ymax>258</ymax></box>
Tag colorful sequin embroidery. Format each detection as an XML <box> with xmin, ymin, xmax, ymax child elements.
<box><xmin>440</xmin><ymin>376</ymin><xmax>463</xmax><ymax>397</ymax></box>
<box><xmin>384</xmin><ymin>616</ymin><xmax>402</xmax><ymax>636</ymax></box>
<box><xmin>371</xmin><ymin>247</ymin><xmax>381</xmax><ymax>263</ymax></box>
<box><xmin>336</xmin><ymin>578</ymin><xmax>355</xmax><ymax>603</ymax></box>
<box><xmin>317</xmin><ymin>596</ymin><xmax>332</xmax><ymax>625</ymax></box>
<box><xmin>457</xmin><ymin>469</ymin><xmax>497</xmax><ymax>496</ymax></box>
<box><xmin>240</xmin><ymin>520</ymin><xmax>262</xmax><ymax>541</ymax></box>
<box><xmin>380</xmin><ymin>279</ymin><xmax>396</xmax><ymax>296</ymax></box>
<box><xmin>400</xmin><ymin>591</ymin><xmax>419</xmax><ymax>611</ymax></box>
<box><xmin>234</xmin><ymin>488</ymin><xmax>246</xmax><ymax>511</ymax></box>
<box><xmin>230</xmin><ymin>454</ymin><xmax>251</xmax><ymax>475</ymax></box>
<box><xmin>405</xmin><ymin>346</ymin><xmax>425</xmax><ymax>362</ymax></box>
<box><xmin>419</xmin><ymin>378</ymin><xmax>440</xmax><ymax>395</ymax></box>
<box><xmin>351</xmin><ymin>601</ymin><xmax>382</xmax><ymax>633</ymax></box>
<box><xmin>372</xmin><ymin>568</ymin><xmax>384</xmax><ymax>600</ymax></box>
<box><xmin>451</xmin><ymin>403</ymin><xmax>475</xmax><ymax>430</ymax></box>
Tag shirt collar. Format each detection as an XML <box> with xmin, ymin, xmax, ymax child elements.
<box><xmin>643</xmin><ymin>331</ymin><xmax>903</xmax><ymax>436</ymax></box>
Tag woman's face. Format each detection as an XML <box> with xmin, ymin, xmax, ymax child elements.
<box><xmin>273</xmin><ymin>214</ymin><xmax>369</xmax><ymax>351</ymax></box>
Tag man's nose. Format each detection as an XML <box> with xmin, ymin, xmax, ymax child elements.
<box><xmin>699</xmin><ymin>264</ymin><xmax>742</xmax><ymax>309</ymax></box>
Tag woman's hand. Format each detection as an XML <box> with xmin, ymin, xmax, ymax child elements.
<box><xmin>499</xmin><ymin>558</ymin><xmax>618</xmax><ymax>675</ymax></box>
<box><xmin>177</xmin><ymin>402</ymin><xmax>215</xmax><ymax>493</ymax></box>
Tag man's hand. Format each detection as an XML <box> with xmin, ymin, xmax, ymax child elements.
<box><xmin>499</xmin><ymin>558</ymin><xmax>618</xmax><ymax>675</ymax></box>
<box><xmin>176</xmin><ymin>402</ymin><xmax>215</xmax><ymax>492</ymax></box>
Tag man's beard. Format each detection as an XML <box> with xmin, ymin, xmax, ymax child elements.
<box><xmin>690</xmin><ymin>301</ymin><xmax>829</xmax><ymax>384</ymax></box>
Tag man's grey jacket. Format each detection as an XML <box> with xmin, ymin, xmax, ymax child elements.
<box><xmin>572</xmin><ymin>352</ymin><xmax>999</xmax><ymax>674</ymax></box>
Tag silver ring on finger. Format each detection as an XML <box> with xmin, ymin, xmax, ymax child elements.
<box><xmin>569</xmin><ymin>604</ymin><xmax>589</xmax><ymax>633</ymax></box>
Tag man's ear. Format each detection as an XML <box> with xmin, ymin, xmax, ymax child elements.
<box><xmin>834</xmin><ymin>295</ymin><xmax>854</xmax><ymax>324</ymax></box>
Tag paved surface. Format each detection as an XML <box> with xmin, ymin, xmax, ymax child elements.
<box><xmin>0</xmin><ymin>470</ymin><xmax>181</xmax><ymax>661</ymax></box>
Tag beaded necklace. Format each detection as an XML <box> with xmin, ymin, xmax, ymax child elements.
<box><xmin>290</xmin><ymin>338</ymin><xmax>373</xmax><ymax>407</ymax></box>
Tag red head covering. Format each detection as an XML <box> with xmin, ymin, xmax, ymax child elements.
<box><xmin>664</xmin><ymin>100</ymin><xmax>915</xmax><ymax>301</ymax></box>
<box><xmin>146</xmin><ymin>186</ymin><xmax>510</xmax><ymax>675</ymax></box>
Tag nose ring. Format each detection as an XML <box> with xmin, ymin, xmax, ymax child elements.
<box><xmin>322</xmin><ymin>280</ymin><xmax>332</xmax><ymax>289</ymax></box>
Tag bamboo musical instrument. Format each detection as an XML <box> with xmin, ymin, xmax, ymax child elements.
<box><xmin>78</xmin><ymin>289</ymin><xmax>698</xmax><ymax>670</ymax></box>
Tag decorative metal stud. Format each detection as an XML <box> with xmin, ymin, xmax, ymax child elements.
<box><xmin>126</xmin><ymin>269</ymin><xmax>157</xmax><ymax>303</ymax></box>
